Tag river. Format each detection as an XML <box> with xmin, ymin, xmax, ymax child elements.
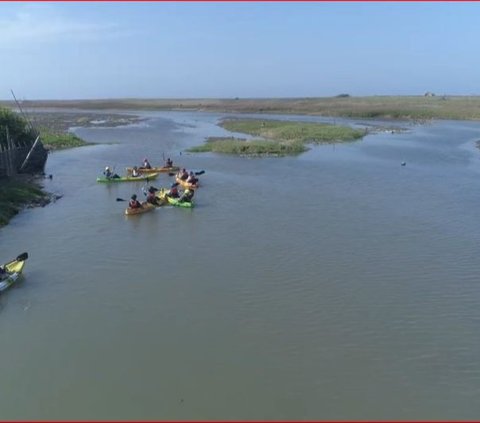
<box><xmin>1</xmin><ymin>110</ymin><xmax>480</xmax><ymax>420</ymax></box>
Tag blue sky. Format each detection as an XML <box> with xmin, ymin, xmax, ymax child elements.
<box><xmin>0</xmin><ymin>2</ymin><xmax>478</xmax><ymax>100</ymax></box>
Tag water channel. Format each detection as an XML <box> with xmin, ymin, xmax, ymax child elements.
<box><xmin>1</xmin><ymin>110</ymin><xmax>480</xmax><ymax>419</ymax></box>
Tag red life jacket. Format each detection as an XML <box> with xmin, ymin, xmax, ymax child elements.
<box><xmin>129</xmin><ymin>199</ymin><xmax>141</xmax><ymax>208</ymax></box>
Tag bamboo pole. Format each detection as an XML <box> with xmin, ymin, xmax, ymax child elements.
<box><xmin>19</xmin><ymin>135</ymin><xmax>40</xmax><ymax>171</ymax></box>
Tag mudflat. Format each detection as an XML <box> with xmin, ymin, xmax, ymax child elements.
<box><xmin>3</xmin><ymin>95</ymin><xmax>480</xmax><ymax>120</ymax></box>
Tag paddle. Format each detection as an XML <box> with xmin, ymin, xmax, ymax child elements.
<box><xmin>116</xmin><ymin>198</ymin><xmax>127</xmax><ymax>202</ymax></box>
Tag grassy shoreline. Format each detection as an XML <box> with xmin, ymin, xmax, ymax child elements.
<box><xmin>0</xmin><ymin>110</ymin><xmax>92</xmax><ymax>229</ymax></box>
<box><xmin>0</xmin><ymin>176</ymin><xmax>51</xmax><ymax>228</ymax></box>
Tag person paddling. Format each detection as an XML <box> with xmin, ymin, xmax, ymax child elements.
<box><xmin>179</xmin><ymin>188</ymin><xmax>194</xmax><ymax>203</ymax></box>
<box><xmin>166</xmin><ymin>183</ymin><xmax>179</xmax><ymax>198</ymax></box>
<box><xmin>129</xmin><ymin>194</ymin><xmax>142</xmax><ymax>209</ymax></box>
<box><xmin>187</xmin><ymin>171</ymin><xmax>198</xmax><ymax>184</ymax></box>
<box><xmin>146</xmin><ymin>187</ymin><xmax>161</xmax><ymax>206</ymax></box>
<box><xmin>0</xmin><ymin>266</ymin><xmax>7</xmax><ymax>281</ymax></box>
<box><xmin>131</xmin><ymin>166</ymin><xmax>141</xmax><ymax>177</ymax></box>
<box><xmin>104</xmin><ymin>166</ymin><xmax>120</xmax><ymax>179</ymax></box>
<box><xmin>142</xmin><ymin>158</ymin><xmax>152</xmax><ymax>169</ymax></box>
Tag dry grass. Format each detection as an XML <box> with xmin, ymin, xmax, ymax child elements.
<box><xmin>3</xmin><ymin>96</ymin><xmax>480</xmax><ymax>120</ymax></box>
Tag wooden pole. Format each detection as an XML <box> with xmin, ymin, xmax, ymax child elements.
<box><xmin>19</xmin><ymin>135</ymin><xmax>40</xmax><ymax>171</ymax></box>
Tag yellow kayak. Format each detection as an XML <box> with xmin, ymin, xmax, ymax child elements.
<box><xmin>0</xmin><ymin>252</ymin><xmax>28</xmax><ymax>293</ymax></box>
<box><xmin>175</xmin><ymin>176</ymin><xmax>199</xmax><ymax>190</ymax></box>
<box><xmin>97</xmin><ymin>173</ymin><xmax>159</xmax><ymax>183</ymax></box>
<box><xmin>126</xmin><ymin>166</ymin><xmax>179</xmax><ymax>174</ymax></box>
<box><xmin>125</xmin><ymin>202</ymin><xmax>156</xmax><ymax>216</ymax></box>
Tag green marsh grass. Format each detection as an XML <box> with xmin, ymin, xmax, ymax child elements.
<box><xmin>188</xmin><ymin>119</ymin><xmax>364</xmax><ymax>156</ymax></box>
<box><xmin>40</xmin><ymin>130</ymin><xmax>89</xmax><ymax>150</ymax></box>
<box><xmin>0</xmin><ymin>179</ymin><xmax>47</xmax><ymax>227</ymax></box>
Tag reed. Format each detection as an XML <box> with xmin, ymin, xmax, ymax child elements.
<box><xmin>188</xmin><ymin>119</ymin><xmax>364</xmax><ymax>156</ymax></box>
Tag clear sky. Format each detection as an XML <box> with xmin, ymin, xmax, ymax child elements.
<box><xmin>0</xmin><ymin>2</ymin><xmax>478</xmax><ymax>100</ymax></box>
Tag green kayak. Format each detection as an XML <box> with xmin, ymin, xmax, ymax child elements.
<box><xmin>156</xmin><ymin>189</ymin><xmax>194</xmax><ymax>208</ymax></box>
<box><xmin>166</xmin><ymin>196</ymin><xmax>194</xmax><ymax>208</ymax></box>
<box><xmin>97</xmin><ymin>173</ymin><xmax>159</xmax><ymax>183</ymax></box>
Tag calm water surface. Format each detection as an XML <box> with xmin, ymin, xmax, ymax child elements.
<box><xmin>1</xmin><ymin>111</ymin><xmax>480</xmax><ymax>419</ymax></box>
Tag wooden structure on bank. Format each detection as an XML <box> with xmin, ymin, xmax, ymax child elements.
<box><xmin>0</xmin><ymin>132</ymin><xmax>48</xmax><ymax>179</ymax></box>
<box><xmin>0</xmin><ymin>92</ymin><xmax>49</xmax><ymax>178</ymax></box>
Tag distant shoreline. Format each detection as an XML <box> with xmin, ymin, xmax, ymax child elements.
<box><xmin>2</xmin><ymin>95</ymin><xmax>480</xmax><ymax>121</ymax></box>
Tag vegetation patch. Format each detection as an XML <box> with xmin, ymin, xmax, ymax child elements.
<box><xmin>40</xmin><ymin>130</ymin><xmax>90</xmax><ymax>150</ymax></box>
<box><xmin>188</xmin><ymin>119</ymin><xmax>365</xmax><ymax>156</ymax></box>
<box><xmin>0</xmin><ymin>178</ymin><xmax>48</xmax><ymax>228</ymax></box>
<box><xmin>0</xmin><ymin>108</ymin><xmax>37</xmax><ymax>149</ymax></box>
<box><xmin>188</xmin><ymin>136</ymin><xmax>306</xmax><ymax>156</ymax></box>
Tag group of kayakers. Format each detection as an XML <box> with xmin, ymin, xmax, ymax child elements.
<box><xmin>130</xmin><ymin>162</ymin><xmax>199</xmax><ymax>211</ymax></box>
<box><xmin>139</xmin><ymin>157</ymin><xmax>173</xmax><ymax>170</ymax></box>
<box><xmin>129</xmin><ymin>183</ymin><xmax>194</xmax><ymax>208</ymax></box>
<box><xmin>102</xmin><ymin>157</ymin><xmax>176</xmax><ymax>180</ymax></box>
<box><xmin>176</xmin><ymin>168</ymin><xmax>199</xmax><ymax>185</ymax></box>
<box><xmin>128</xmin><ymin>184</ymin><xmax>195</xmax><ymax>210</ymax></box>
<box><xmin>100</xmin><ymin>156</ymin><xmax>200</xmax><ymax>212</ymax></box>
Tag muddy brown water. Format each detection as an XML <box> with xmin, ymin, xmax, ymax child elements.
<box><xmin>1</xmin><ymin>111</ymin><xmax>480</xmax><ymax>419</ymax></box>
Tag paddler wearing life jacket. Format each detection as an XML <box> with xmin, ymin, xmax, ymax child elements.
<box><xmin>146</xmin><ymin>187</ymin><xmax>161</xmax><ymax>206</ymax></box>
<box><xmin>167</xmin><ymin>183</ymin><xmax>179</xmax><ymax>198</ymax></box>
<box><xmin>129</xmin><ymin>194</ymin><xmax>142</xmax><ymax>209</ymax></box>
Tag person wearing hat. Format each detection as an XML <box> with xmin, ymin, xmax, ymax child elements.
<box><xmin>129</xmin><ymin>194</ymin><xmax>142</xmax><ymax>209</ymax></box>
<box><xmin>103</xmin><ymin>166</ymin><xmax>120</xmax><ymax>179</ymax></box>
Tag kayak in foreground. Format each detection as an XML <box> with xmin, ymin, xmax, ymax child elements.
<box><xmin>0</xmin><ymin>252</ymin><xmax>29</xmax><ymax>293</ymax></box>
<box><xmin>97</xmin><ymin>173</ymin><xmax>159</xmax><ymax>183</ymax></box>
<box><xmin>125</xmin><ymin>202</ymin><xmax>156</xmax><ymax>216</ymax></box>
<box><xmin>157</xmin><ymin>189</ymin><xmax>194</xmax><ymax>208</ymax></box>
